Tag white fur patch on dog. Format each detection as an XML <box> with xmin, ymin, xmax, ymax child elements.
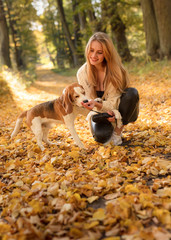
<box><xmin>74</xmin><ymin>86</ymin><xmax>83</xmax><ymax>95</ymax></box>
<box><xmin>63</xmin><ymin>113</ymin><xmax>84</xmax><ymax>148</ymax></box>
<box><xmin>31</xmin><ymin>116</ymin><xmax>62</xmax><ymax>131</ymax></box>
<box><xmin>74</xmin><ymin>86</ymin><xmax>88</xmax><ymax>107</ymax></box>
<box><xmin>11</xmin><ymin>118</ymin><xmax>23</xmax><ymax>138</ymax></box>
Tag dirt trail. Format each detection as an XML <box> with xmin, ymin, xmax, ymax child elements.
<box><xmin>1</xmin><ymin>67</ymin><xmax>77</xmax><ymax>115</ymax></box>
<box><xmin>28</xmin><ymin>67</ymin><xmax>77</xmax><ymax>100</ymax></box>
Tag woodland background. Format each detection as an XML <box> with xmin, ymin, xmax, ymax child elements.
<box><xmin>0</xmin><ymin>0</ymin><xmax>171</xmax><ymax>240</ymax></box>
<box><xmin>0</xmin><ymin>0</ymin><xmax>171</xmax><ymax>72</ymax></box>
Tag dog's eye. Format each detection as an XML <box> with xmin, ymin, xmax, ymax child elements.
<box><xmin>75</xmin><ymin>95</ymin><xmax>79</xmax><ymax>98</ymax></box>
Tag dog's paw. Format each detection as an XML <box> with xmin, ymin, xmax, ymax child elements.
<box><xmin>78</xmin><ymin>142</ymin><xmax>85</xmax><ymax>149</ymax></box>
<box><xmin>38</xmin><ymin>145</ymin><xmax>45</xmax><ymax>151</ymax></box>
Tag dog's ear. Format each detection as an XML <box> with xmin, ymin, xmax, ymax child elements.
<box><xmin>62</xmin><ymin>87</ymin><xmax>73</xmax><ymax>114</ymax></box>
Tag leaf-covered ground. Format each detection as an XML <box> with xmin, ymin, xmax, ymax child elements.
<box><xmin>0</xmin><ymin>62</ymin><xmax>171</xmax><ymax>240</ymax></box>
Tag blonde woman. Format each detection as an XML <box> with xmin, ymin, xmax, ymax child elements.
<box><xmin>77</xmin><ymin>32</ymin><xmax>139</xmax><ymax>145</ymax></box>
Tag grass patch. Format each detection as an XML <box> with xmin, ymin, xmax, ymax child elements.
<box><xmin>0</xmin><ymin>77</ymin><xmax>11</xmax><ymax>96</ymax></box>
<box><xmin>52</xmin><ymin>58</ymin><xmax>171</xmax><ymax>79</ymax></box>
<box><xmin>125</xmin><ymin>58</ymin><xmax>171</xmax><ymax>76</ymax></box>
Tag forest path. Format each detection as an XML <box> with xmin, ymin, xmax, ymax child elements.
<box><xmin>28</xmin><ymin>66</ymin><xmax>77</xmax><ymax>99</ymax></box>
<box><xmin>1</xmin><ymin>66</ymin><xmax>77</xmax><ymax>114</ymax></box>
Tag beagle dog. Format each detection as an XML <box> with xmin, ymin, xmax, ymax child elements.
<box><xmin>11</xmin><ymin>83</ymin><xmax>89</xmax><ymax>150</ymax></box>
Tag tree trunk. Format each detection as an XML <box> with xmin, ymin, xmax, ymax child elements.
<box><xmin>152</xmin><ymin>0</ymin><xmax>171</xmax><ymax>59</ymax></box>
<box><xmin>56</xmin><ymin>0</ymin><xmax>79</xmax><ymax>67</ymax></box>
<box><xmin>56</xmin><ymin>24</ymin><xmax>66</xmax><ymax>69</ymax></box>
<box><xmin>141</xmin><ymin>0</ymin><xmax>160</xmax><ymax>60</ymax></box>
<box><xmin>87</xmin><ymin>0</ymin><xmax>102</xmax><ymax>32</ymax></box>
<box><xmin>0</xmin><ymin>0</ymin><xmax>11</xmax><ymax>68</ymax></box>
<box><xmin>72</xmin><ymin>0</ymin><xmax>84</xmax><ymax>64</ymax></box>
<box><xmin>5</xmin><ymin>0</ymin><xmax>25</xmax><ymax>69</ymax></box>
<box><xmin>101</xmin><ymin>0</ymin><xmax>108</xmax><ymax>33</ymax></box>
<box><xmin>108</xmin><ymin>0</ymin><xmax>133</xmax><ymax>62</ymax></box>
<box><xmin>78</xmin><ymin>11</ymin><xmax>87</xmax><ymax>31</ymax></box>
<box><xmin>141</xmin><ymin>0</ymin><xmax>171</xmax><ymax>60</ymax></box>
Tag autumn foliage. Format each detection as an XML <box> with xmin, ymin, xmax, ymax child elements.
<box><xmin>0</xmin><ymin>62</ymin><xmax>171</xmax><ymax>240</ymax></box>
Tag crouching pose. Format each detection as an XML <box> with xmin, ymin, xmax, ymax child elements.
<box><xmin>11</xmin><ymin>83</ymin><xmax>89</xmax><ymax>150</ymax></box>
<box><xmin>77</xmin><ymin>32</ymin><xmax>139</xmax><ymax>145</ymax></box>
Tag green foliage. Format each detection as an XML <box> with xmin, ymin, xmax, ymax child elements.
<box><xmin>101</xmin><ymin>0</ymin><xmax>145</xmax><ymax>57</ymax></box>
<box><xmin>118</xmin><ymin>0</ymin><xmax>146</xmax><ymax>57</ymax></box>
<box><xmin>5</xmin><ymin>0</ymin><xmax>38</xmax><ymax>71</ymax></box>
<box><xmin>39</xmin><ymin>0</ymin><xmax>74</xmax><ymax>68</ymax></box>
<box><xmin>2</xmin><ymin>0</ymin><xmax>152</xmax><ymax>70</ymax></box>
<box><xmin>31</xmin><ymin>0</ymin><xmax>147</xmax><ymax>68</ymax></box>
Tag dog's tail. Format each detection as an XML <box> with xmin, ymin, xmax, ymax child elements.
<box><xmin>11</xmin><ymin>111</ymin><xmax>27</xmax><ymax>138</ymax></box>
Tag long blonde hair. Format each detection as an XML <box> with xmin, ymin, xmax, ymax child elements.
<box><xmin>85</xmin><ymin>32</ymin><xmax>130</xmax><ymax>95</ymax></box>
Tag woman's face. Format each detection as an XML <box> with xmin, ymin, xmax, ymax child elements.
<box><xmin>89</xmin><ymin>40</ymin><xmax>105</xmax><ymax>67</ymax></box>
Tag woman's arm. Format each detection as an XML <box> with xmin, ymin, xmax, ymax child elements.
<box><xmin>77</xmin><ymin>63</ymin><xmax>92</xmax><ymax>99</ymax></box>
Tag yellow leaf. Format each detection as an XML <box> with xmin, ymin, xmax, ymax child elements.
<box><xmin>104</xmin><ymin>193</ymin><xmax>120</xmax><ymax>200</ymax></box>
<box><xmin>93</xmin><ymin>208</ymin><xmax>105</xmax><ymax>220</ymax></box>
<box><xmin>98</xmin><ymin>180</ymin><xmax>107</xmax><ymax>188</ymax></box>
<box><xmin>157</xmin><ymin>159</ymin><xmax>171</xmax><ymax>170</ymax></box>
<box><xmin>68</xmin><ymin>150</ymin><xmax>80</xmax><ymax>159</ymax></box>
<box><xmin>6</xmin><ymin>163</ymin><xmax>15</xmax><ymax>171</ymax></box>
<box><xmin>67</xmin><ymin>191</ymin><xmax>72</xmax><ymax>198</ymax></box>
<box><xmin>87</xmin><ymin>170</ymin><xmax>97</xmax><ymax>176</ymax></box>
<box><xmin>153</xmin><ymin>208</ymin><xmax>171</xmax><ymax>225</ymax></box>
<box><xmin>139</xmin><ymin>193</ymin><xmax>154</xmax><ymax>208</ymax></box>
<box><xmin>31</xmin><ymin>182</ymin><xmax>46</xmax><ymax>191</ymax></box>
<box><xmin>44</xmin><ymin>163</ymin><xmax>55</xmax><ymax>172</ymax></box>
<box><xmin>82</xmin><ymin>184</ymin><xmax>93</xmax><ymax>190</ymax></box>
<box><xmin>157</xmin><ymin>187</ymin><xmax>171</xmax><ymax>197</ymax></box>
<box><xmin>47</xmin><ymin>183</ymin><xmax>59</xmax><ymax>196</ymax></box>
<box><xmin>84</xmin><ymin>221</ymin><xmax>99</xmax><ymax>229</ymax></box>
<box><xmin>15</xmin><ymin>180</ymin><xmax>24</xmax><ymax>187</ymax></box>
<box><xmin>61</xmin><ymin>203</ymin><xmax>73</xmax><ymax>212</ymax></box>
<box><xmin>33</xmin><ymin>146</ymin><xmax>41</xmax><ymax>153</ymax></box>
<box><xmin>98</xmin><ymin>146</ymin><xmax>111</xmax><ymax>158</ymax></box>
<box><xmin>10</xmin><ymin>189</ymin><xmax>21</xmax><ymax>198</ymax></box>
<box><xmin>125</xmin><ymin>184</ymin><xmax>140</xmax><ymax>194</ymax></box>
<box><xmin>74</xmin><ymin>193</ymin><xmax>81</xmax><ymax>201</ymax></box>
<box><xmin>87</xmin><ymin>196</ymin><xmax>99</xmax><ymax>203</ymax></box>
<box><xmin>28</xmin><ymin>199</ymin><xmax>43</xmax><ymax>214</ymax></box>
<box><xmin>150</xmin><ymin>167</ymin><xmax>159</xmax><ymax>175</ymax></box>
<box><xmin>0</xmin><ymin>223</ymin><xmax>11</xmax><ymax>234</ymax></box>
<box><xmin>69</xmin><ymin>228</ymin><xmax>83</xmax><ymax>238</ymax></box>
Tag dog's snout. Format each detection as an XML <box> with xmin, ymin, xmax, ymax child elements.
<box><xmin>83</xmin><ymin>100</ymin><xmax>88</xmax><ymax>103</ymax></box>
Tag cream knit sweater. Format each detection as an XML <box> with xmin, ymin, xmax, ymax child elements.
<box><xmin>77</xmin><ymin>63</ymin><xmax>121</xmax><ymax>112</ymax></box>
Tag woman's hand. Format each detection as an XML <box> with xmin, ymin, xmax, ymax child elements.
<box><xmin>107</xmin><ymin>111</ymin><xmax>116</xmax><ymax>122</ymax></box>
<box><xmin>81</xmin><ymin>100</ymin><xmax>96</xmax><ymax>110</ymax></box>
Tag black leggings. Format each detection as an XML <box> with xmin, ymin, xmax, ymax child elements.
<box><xmin>119</xmin><ymin>87</ymin><xmax>139</xmax><ymax>125</ymax></box>
<box><xmin>91</xmin><ymin>88</ymin><xmax>139</xmax><ymax>143</ymax></box>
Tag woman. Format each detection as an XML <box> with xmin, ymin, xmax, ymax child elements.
<box><xmin>77</xmin><ymin>32</ymin><xmax>139</xmax><ymax>145</ymax></box>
